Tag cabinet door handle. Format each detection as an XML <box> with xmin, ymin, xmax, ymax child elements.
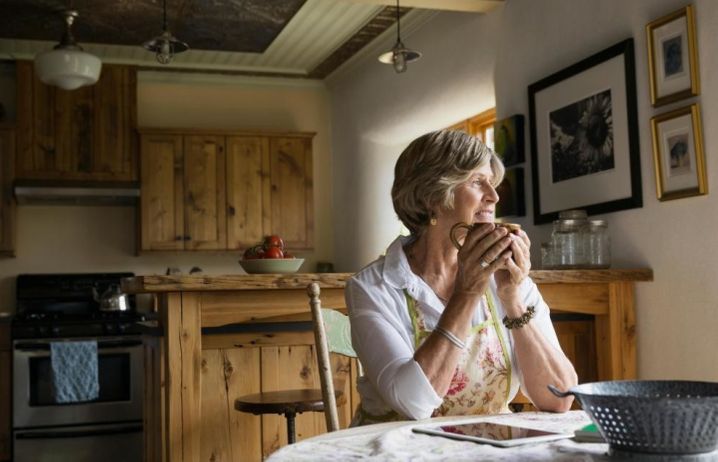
<box><xmin>184</xmin><ymin>235</ymin><xmax>191</xmax><ymax>241</ymax></box>
<box><xmin>228</xmin><ymin>205</ymin><xmax>236</xmax><ymax>216</ymax></box>
<box><xmin>175</xmin><ymin>236</ymin><xmax>183</xmax><ymax>241</ymax></box>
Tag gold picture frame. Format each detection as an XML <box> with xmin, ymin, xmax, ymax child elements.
<box><xmin>646</xmin><ymin>5</ymin><xmax>700</xmax><ymax>106</ymax></box>
<box><xmin>651</xmin><ymin>103</ymin><xmax>707</xmax><ymax>201</ymax></box>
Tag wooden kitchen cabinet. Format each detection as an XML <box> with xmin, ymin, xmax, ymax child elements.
<box><xmin>0</xmin><ymin>320</ymin><xmax>11</xmax><ymax>462</ymax></box>
<box><xmin>140</xmin><ymin>133</ymin><xmax>226</xmax><ymax>251</ymax></box>
<box><xmin>225</xmin><ymin>134</ymin><xmax>314</xmax><ymax>250</ymax></box>
<box><xmin>15</xmin><ymin>61</ymin><xmax>137</xmax><ymax>182</ymax></box>
<box><xmin>267</xmin><ymin>136</ymin><xmax>313</xmax><ymax>250</ymax></box>
<box><xmin>0</xmin><ymin>128</ymin><xmax>15</xmax><ymax>257</ymax></box>
<box><xmin>141</xmin><ymin>129</ymin><xmax>314</xmax><ymax>252</ymax></box>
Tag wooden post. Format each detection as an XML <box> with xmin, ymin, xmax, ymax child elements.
<box><xmin>595</xmin><ymin>281</ymin><xmax>637</xmax><ymax>380</ymax></box>
<box><xmin>160</xmin><ymin>292</ymin><xmax>202</xmax><ymax>462</ymax></box>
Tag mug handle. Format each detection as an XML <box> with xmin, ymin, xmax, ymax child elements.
<box><xmin>449</xmin><ymin>222</ymin><xmax>473</xmax><ymax>250</ymax></box>
<box><xmin>547</xmin><ymin>384</ymin><xmax>574</xmax><ymax>398</ymax></box>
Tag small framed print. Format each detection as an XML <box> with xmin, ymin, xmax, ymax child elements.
<box><xmin>646</xmin><ymin>5</ymin><xmax>700</xmax><ymax>106</ymax></box>
<box><xmin>496</xmin><ymin>167</ymin><xmax>525</xmax><ymax>218</ymax></box>
<box><xmin>493</xmin><ymin>115</ymin><xmax>525</xmax><ymax>167</ymax></box>
<box><xmin>651</xmin><ymin>103</ymin><xmax>707</xmax><ymax>201</ymax></box>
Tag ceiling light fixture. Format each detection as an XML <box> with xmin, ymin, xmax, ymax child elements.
<box><xmin>143</xmin><ymin>0</ymin><xmax>189</xmax><ymax>64</ymax></box>
<box><xmin>34</xmin><ymin>10</ymin><xmax>102</xmax><ymax>91</ymax></box>
<box><xmin>378</xmin><ymin>0</ymin><xmax>421</xmax><ymax>73</ymax></box>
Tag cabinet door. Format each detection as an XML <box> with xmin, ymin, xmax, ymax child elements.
<box><xmin>183</xmin><ymin>135</ymin><xmax>226</xmax><ymax>250</ymax></box>
<box><xmin>226</xmin><ymin>136</ymin><xmax>268</xmax><ymax>250</ymax></box>
<box><xmin>15</xmin><ymin>61</ymin><xmax>137</xmax><ymax>181</ymax></box>
<box><xmin>16</xmin><ymin>61</ymin><xmax>64</xmax><ymax>177</ymax></box>
<box><xmin>268</xmin><ymin>137</ymin><xmax>313</xmax><ymax>250</ymax></box>
<box><xmin>140</xmin><ymin>134</ymin><xmax>185</xmax><ymax>251</ymax></box>
<box><xmin>0</xmin><ymin>129</ymin><xmax>15</xmax><ymax>256</ymax></box>
<box><xmin>92</xmin><ymin>65</ymin><xmax>138</xmax><ymax>181</ymax></box>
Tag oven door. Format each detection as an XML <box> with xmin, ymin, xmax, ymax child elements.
<box><xmin>14</xmin><ymin>422</ymin><xmax>142</xmax><ymax>462</ymax></box>
<box><xmin>13</xmin><ymin>336</ymin><xmax>143</xmax><ymax>428</ymax></box>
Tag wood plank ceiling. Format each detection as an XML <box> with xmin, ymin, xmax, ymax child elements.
<box><xmin>0</xmin><ymin>0</ymin><xmax>503</xmax><ymax>79</ymax></box>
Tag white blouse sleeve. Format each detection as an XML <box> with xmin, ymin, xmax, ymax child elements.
<box><xmin>346</xmin><ymin>278</ymin><xmax>443</xmax><ymax>420</ymax></box>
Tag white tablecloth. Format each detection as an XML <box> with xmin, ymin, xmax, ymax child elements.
<box><xmin>268</xmin><ymin>410</ymin><xmax>613</xmax><ymax>461</ymax></box>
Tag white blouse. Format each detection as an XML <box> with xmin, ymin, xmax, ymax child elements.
<box><xmin>345</xmin><ymin>236</ymin><xmax>563</xmax><ymax>420</ymax></box>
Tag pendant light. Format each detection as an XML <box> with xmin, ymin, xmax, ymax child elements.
<box><xmin>34</xmin><ymin>10</ymin><xmax>102</xmax><ymax>91</ymax></box>
<box><xmin>378</xmin><ymin>0</ymin><xmax>421</xmax><ymax>73</ymax></box>
<box><xmin>143</xmin><ymin>0</ymin><xmax>189</xmax><ymax>64</ymax></box>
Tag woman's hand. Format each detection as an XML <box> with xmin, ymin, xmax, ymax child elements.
<box><xmin>495</xmin><ymin>230</ymin><xmax>531</xmax><ymax>305</ymax></box>
<box><xmin>454</xmin><ymin>224</ymin><xmax>513</xmax><ymax>297</ymax></box>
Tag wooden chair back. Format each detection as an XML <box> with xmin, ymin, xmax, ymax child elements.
<box><xmin>307</xmin><ymin>282</ymin><xmax>357</xmax><ymax>433</ymax></box>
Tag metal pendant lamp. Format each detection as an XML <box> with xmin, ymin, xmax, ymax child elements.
<box><xmin>34</xmin><ymin>10</ymin><xmax>102</xmax><ymax>91</ymax></box>
<box><xmin>143</xmin><ymin>0</ymin><xmax>189</xmax><ymax>64</ymax></box>
<box><xmin>378</xmin><ymin>0</ymin><xmax>421</xmax><ymax>73</ymax></box>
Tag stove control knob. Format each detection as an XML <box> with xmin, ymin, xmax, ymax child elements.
<box><xmin>118</xmin><ymin>323</ymin><xmax>128</xmax><ymax>333</ymax></box>
<box><xmin>37</xmin><ymin>326</ymin><xmax>48</xmax><ymax>336</ymax></box>
<box><xmin>104</xmin><ymin>324</ymin><xmax>116</xmax><ymax>334</ymax></box>
<box><xmin>51</xmin><ymin>326</ymin><xmax>60</xmax><ymax>336</ymax></box>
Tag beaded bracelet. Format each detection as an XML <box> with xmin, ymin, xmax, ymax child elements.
<box><xmin>502</xmin><ymin>306</ymin><xmax>536</xmax><ymax>330</ymax></box>
<box><xmin>434</xmin><ymin>325</ymin><xmax>466</xmax><ymax>350</ymax></box>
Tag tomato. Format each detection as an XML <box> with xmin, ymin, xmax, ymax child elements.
<box><xmin>243</xmin><ymin>245</ymin><xmax>265</xmax><ymax>260</ymax></box>
<box><xmin>263</xmin><ymin>235</ymin><xmax>284</xmax><ymax>250</ymax></box>
<box><xmin>263</xmin><ymin>246</ymin><xmax>284</xmax><ymax>259</ymax></box>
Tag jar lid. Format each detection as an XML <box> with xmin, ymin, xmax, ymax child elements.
<box><xmin>589</xmin><ymin>219</ymin><xmax>607</xmax><ymax>227</ymax></box>
<box><xmin>556</xmin><ymin>219</ymin><xmax>584</xmax><ymax>230</ymax></box>
<box><xmin>558</xmin><ymin>209</ymin><xmax>587</xmax><ymax>220</ymax></box>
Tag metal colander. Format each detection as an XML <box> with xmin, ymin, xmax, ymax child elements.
<box><xmin>549</xmin><ymin>380</ymin><xmax>718</xmax><ymax>455</ymax></box>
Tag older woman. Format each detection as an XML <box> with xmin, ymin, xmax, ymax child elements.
<box><xmin>346</xmin><ymin>130</ymin><xmax>577</xmax><ymax>425</ymax></box>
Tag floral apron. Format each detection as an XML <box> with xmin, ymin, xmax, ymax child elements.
<box><xmin>352</xmin><ymin>290</ymin><xmax>512</xmax><ymax>426</ymax></box>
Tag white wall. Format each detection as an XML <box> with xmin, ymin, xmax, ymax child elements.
<box><xmin>328</xmin><ymin>0</ymin><xmax>718</xmax><ymax>380</ymax></box>
<box><xmin>0</xmin><ymin>73</ymin><xmax>334</xmax><ymax>312</ymax></box>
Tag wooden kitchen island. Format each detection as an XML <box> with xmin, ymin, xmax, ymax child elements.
<box><xmin>122</xmin><ymin>269</ymin><xmax>652</xmax><ymax>462</ymax></box>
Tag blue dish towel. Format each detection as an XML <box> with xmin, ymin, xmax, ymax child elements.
<box><xmin>50</xmin><ymin>341</ymin><xmax>99</xmax><ymax>403</ymax></box>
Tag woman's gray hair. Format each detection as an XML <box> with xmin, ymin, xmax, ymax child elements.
<box><xmin>391</xmin><ymin>130</ymin><xmax>505</xmax><ymax>236</ymax></box>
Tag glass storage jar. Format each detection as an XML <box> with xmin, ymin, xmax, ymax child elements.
<box><xmin>551</xmin><ymin>218</ymin><xmax>588</xmax><ymax>268</ymax></box>
<box><xmin>587</xmin><ymin>219</ymin><xmax>610</xmax><ymax>268</ymax></box>
<box><xmin>540</xmin><ymin>242</ymin><xmax>555</xmax><ymax>269</ymax></box>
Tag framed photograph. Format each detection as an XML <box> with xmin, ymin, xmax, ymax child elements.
<box><xmin>651</xmin><ymin>103</ymin><xmax>707</xmax><ymax>201</ymax></box>
<box><xmin>646</xmin><ymin>5</ymin><xmax>700</xmax><ymax>107</ymax></box>
<box><xmin>528</xmin><ymin>39</ymin><xmax>642</xmax><ymax>225</ymax></box>
<box><xmin>496</xmin><ymin>167</ymin><xmax>525</xmax><ymax>218</ymax></box>
<box><xmin>494</xmin><ymin>115</ymin><xmax>525</xmax><ymax>167</ymax></box>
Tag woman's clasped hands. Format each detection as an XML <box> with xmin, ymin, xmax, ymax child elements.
<box><xmin>454</xmin><ymin>224</ymin><xmax>532</xmax><ymax>304</ymax></box>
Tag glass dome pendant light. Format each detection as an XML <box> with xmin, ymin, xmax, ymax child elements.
<box><xmin>34</xmin><ymin>10</ymin><xmax>102</xmax><ymax>91</ymax></box>
<box><xmin>142</xmin><ymin>0</ymin><xmax>189</xmax><ymax>64</ymax></box>
<box><xmin>377</xmin><ymin>0</ymin><xmax>421</xmax><ymax>73</ymax></box>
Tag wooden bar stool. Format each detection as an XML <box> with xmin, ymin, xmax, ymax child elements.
<box><xmin>234</xmin><ymin>389</ymin><xmax>325</xmax><ymax>444</ymax></box>
<box><xmin>234</xmin><ymin>283</ymin><xmax>358</xmax><ymax>444</ymax></box>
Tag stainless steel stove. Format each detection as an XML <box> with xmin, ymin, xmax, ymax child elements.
<box><xmin>12</xmin><ymin>273</ymin><xmax>144</xmax><ymax>462</ymax></box>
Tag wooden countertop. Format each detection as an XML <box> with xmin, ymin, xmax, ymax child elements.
<box><xmin>122</xmin><ymin>269</ymin><xmax>652</xmax><ymax>294</ymax></box>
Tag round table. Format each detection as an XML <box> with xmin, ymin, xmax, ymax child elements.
<box><xmin>268</xmin><ymin>410</ymin><xmax>718</xmax><ymax>461</ymax></box>
<box><xmin>267</xmin><ymin>410</ymin><xmax>612</xmax><ymax>461</ymax></box>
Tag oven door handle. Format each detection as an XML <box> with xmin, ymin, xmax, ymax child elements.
<box><xmin>15</xmin><ymin>423</ymin><xmax>143</xmax><ymax>439</ymax></box>
<box><xmin>14</xmin><ymin>339</ymin><xmax>143</xmax><ymax>351</ymax></box>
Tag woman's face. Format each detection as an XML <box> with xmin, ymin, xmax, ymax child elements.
<box><xmin>441</xmin><ymin>163</ymin><xmax>499</xmax><ymax>225</ymax></box>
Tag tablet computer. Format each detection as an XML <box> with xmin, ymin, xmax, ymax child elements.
<box><xmin>412</xmin><ymin>421</ymin><xmax>573</xmax><ymax>447</ymax></box>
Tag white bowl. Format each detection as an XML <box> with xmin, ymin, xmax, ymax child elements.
<box><xmin>238</xmin><ymin>258</ymin><xmax>304</xmax><ymax>274</ymax></box>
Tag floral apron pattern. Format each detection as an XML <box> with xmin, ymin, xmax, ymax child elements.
<box><xmin>352</xmin><ymin>290</ymin><xmax>512</xmax><ymax>426</ymax></box>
